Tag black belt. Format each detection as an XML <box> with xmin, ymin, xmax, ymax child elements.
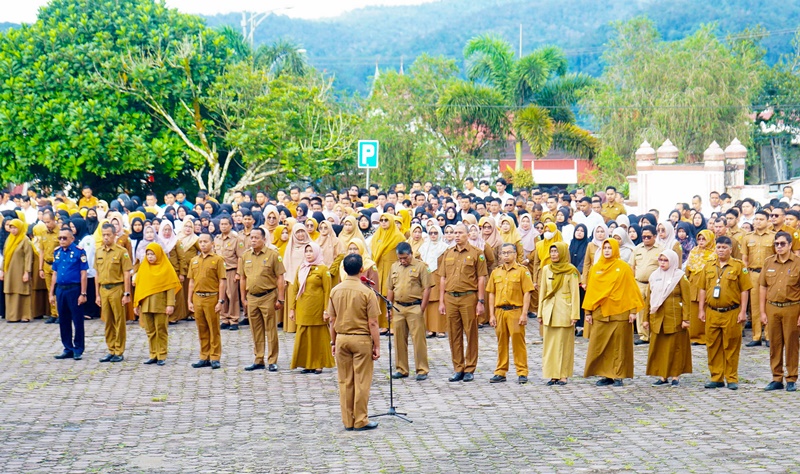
<box><xmin>448</xmin><ymin>291</ymin><xmax>476</xmax><ymax>297</ymax></box>
<box><xmin>636</xmin><ymin>280</ymin><xmax>649</xmax><ymax>284</ymax></box>
<box><xmin>338</xmin><ymin>333</ymin><xmax>370</xmax><ymax>336</ymax></box>
<box><xmin>395</xmin><ymin>300</ymin><xmax>422</xmax><ymax>307</ymax></box>
<box><xmin>748</xmin><ymin>268</ymin><xmax>762</xmax><ymax>273</ymax></box>
<box><xmin>710</xmin><ymin>304</ymin><xmax>740</xmax><ymax>313</ymax></box>
<box><xmin>768</xmin><ymin>300</ymin><xmax>800</xmax><ymax>308</ymax></box>
<box><xmin>101</xmin><ymin>283</ymin><xmax>123</xmax><ymax>290</ymax></box>
<box><xmin>250</xmin><ymin>288</ymin><xmax>276</xmax><ymax>298</ymax></box>
<box><xmin>195</xmin><ymin>292</ymin><xmax>218</xmax><ymax>297</ymax></box>
<box><xmin>57</xmin><ymin>283</ymin><xmax>79</xmax><ymax>289</ymax></box>
<box><xmin>497</xmin><ymin>305</ymin><xmax>521</xmax><ymax>311</ymax></box>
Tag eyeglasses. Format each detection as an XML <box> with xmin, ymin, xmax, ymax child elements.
<box><xmin>58</xmin><ymin>236</ymin><xmax>69</xmax><ymax>240</ymax></box>
<box><xmin>482</xmin><ymin>224</ymin><xmax>492</xmax><ymax>229</ymax></box>
<box><xmin>379</xmin><ymin>219</ymin><xmax>390</xmax><ymax>223</ymax></box>
<box><xmin>499</xmin><ymin>251</ymin><xmax>515</xmax><ymax>255</ymax></box>
<box><xmin>771</xmin><ymin>214</ymin><xmax>783</xmax><ymax>218</ymax></box>
<box><xmin>642</xmin><ymin>235</ymin><xmax>654</xmax><ymax>239</ymax></box>
<box><xmin>775</xmin><ymin>241</ymin><xmax>789</xmax><ymax>247</ymax></box>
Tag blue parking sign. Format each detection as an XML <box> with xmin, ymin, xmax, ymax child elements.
<box><xmin>358</xmin><ymin>140</ymin><xmax>379</xmax><ymax>169</ymax></box>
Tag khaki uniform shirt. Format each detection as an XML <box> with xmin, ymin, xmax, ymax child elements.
<box><xmin>214</xmin><ymin>232</ymin><xmax>245</xmax><ymax>270</ymax></box>
<box><xmin>329</xmin><ymin>276</ymin><xmax>380</xmax><ymax>335</ymax></box>
<box><xmin>440</xmin><ymin>245</ymin><xmax>489</xmax><ymax>293</ymax></box>
<box><xmin>140</xmin><ymin>288</ymin><xmax>177</xmax><ymax>313</ymax></box>
<box><xmin>40</xmin><ymin>228</ymin><xmax>59</xmax><ymax>263</ymax></box>
<box><xmin>742</xmin><ymin>229</ymin><xmax>775</xmax><ymax>269</ymax></box>
<box><xmin>728</xmin><ymin>226</ymin><xmax>745</xmax><ymax>246</ymax></box>
<box><xmin>187</xmin><ymin>253</ymin><xmax>227</xmax><ymax>293</ymax></box>
<box><xmin>632</xmin><ymin>243</ymin><xmax>662</xmax><ymax>283</ymax></box>
<box><xmin>486</xmin><ymin>262</ymin><xmax>534</xmax><ymax>307</ymax></box>
<box><xmin>388</xmin><ymin>258</ymin><xmax>431</xmax><ymax>302</ymax></box>
<box><xmin>778</xmin><ymin>225</ymin><xmax>800</xmax><ymax>252</ymax></box>
<box><xmin>237</xmin><ymin>247</ymin><xmax>285</xmax><ymax>293</ymax></box>
<box><xmin>239</xmin><ymin>228</ymin><xmax>254</xmax><ymax>251</ymax></box>
<box><xmin>95</xmin><ymin>244</ymin><xmax>132</xmax><ymax>285</ymax></box>
<box><xmin>698</xmin><ymin>258</ymin><xmax>753</xmax><ymax>308</ymax></box>
<box><xmin>601</xmin><ymin>202</ymin><xmax>625</xmax><ymax>222</ymax></box>
<box><xmin>78</xmin><ymin>196</ymin><xmax>99</xmax><ymax>208</ymax></box>
<box><xmin>759</xmin><ymin>253</ymin><xmax>800</xmax><ymax>303</ymax></box>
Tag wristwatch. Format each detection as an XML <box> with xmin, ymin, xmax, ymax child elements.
<box><xmin>218</xmin><ymin>299</ymin><xmax>225</xmax><ymax>304</ymax></box>
<box><xmin>478</xmin><ymin>299</ymin><xmax>485</xmax><ymax>304</ymax></box>
<box><xmin>123</xmin><ymin>292</ymin><xmax>131</xmax><ymax>297</ymax></box>
<box><xmin>81</xmin><ymin>293</ymin><xmax>88</xmax><ymax>297</ymax></box>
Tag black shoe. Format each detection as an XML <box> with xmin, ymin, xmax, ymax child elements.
<box><xmin>634</xmin><ymin>339</ymin><xmax>649</xmax><ymax>345</ymax></box>
<box><xmin>546</xmin><ymin>379</ymin><xmax>557</xmax><ymax>386</ymax></box>
<box><xmin>612</xmin><ymin>379</ymin><xmax>623</xmax><ymax>387</ymax></box>
<box><xmin>555</xmin><ymin>380</ymin><xmax>567</xmax><ymax>386</ymax></box>
<box><xmin>489</xmin><ymin>375</ymin><xmax>506</xmax><ymax>384</ymax></box>
<box><xmin>301</xmin><ymin>369</ymin><xmax>314</xmax><ymax>374</ymax></box>
<box><xmin>268</xmin><ymin>363</ymin><xmax>278</xmax><ymax>372</ymax></box>
<box><xmin>354</xmin><ymin>421</ymin><xmax>378</xmax><ymax>431</ymax></box>
<box><xmin>45</xmin><ymin>317</ymin><xmax>58</xmax><ymax>324</ymax></box>
<box><xmin>765</xmin><ymin>340</ymin><xmax>770</xmax><ymax>348</ymax></box>
<box><xmin>416</xmin><ymin>374</ymin><xmax>428</xmax><ymax>381</ymax></box>
<box><xmin>229</xmin><ymin>324</ymin><xmax>239</xmax><ymax>331</ymax></box>
<box><xmin>210</xmin><ymin>360</ymin><xmax>221</xmax><ymax>369</ymax></box>
<box><xmin>142</xmin><ymin>358</ymin><xmax>158</xmax><ymax>365</ymax></box>
<box><xmin>704</xmin><ymin>381</ymin><xmax>725</xmax><ymax>389</ymax></box>
<box><xmin>99</xmin><ymin>354</ymin><xmax>114</xmax><ymax>363</ymax></box>
<box><xmin>462</xmin><ymin>373</ymin><xmax>474</xmax><ymax>382</ymax></box>
<box><xmin>192</xmin><ymin>360</ymin><xmax>211</xmax><ymax>368</ymax></box>
<box><xmin>595</xmin><ymin>377</ymin><xmax>614</xmax><ymax>386</ymax></box>
<box><xmin>344</xmin><ymin>427</ymin><xmax>354</xmax><ymax>431</ymax></box>
<box><xmin>745</xmin><ymin>340</ymin><xmax>762</xmax><ymax>347</ymax></box>
<box><xmin>518</xmin><ymin>376</ymin><xmax>528</xmax><ymax>384</ymax></box>
<box><xmin>671</xmin><ymin>379</ymin><xmax>680</xmax><ymax>387</ymax></box>
<box><xmin>168</xmin><ymin>321</ymin><xmax>178</xmax><ymax>325</ymax></box>
<box><xmin>652</xmin><ymin>378</ymin><xmax>669</xmax><ymax>386</ymax></box>
<box><xmin>72</xmin><ymin>353</ymin><xmax>82</xmax><ymax>360</ymax></box>
<box><xmin>239</xmin><ymin>318</ymin><xmax>249</xmax><ymax>326</ymax></box>
<box><xmin>575</xmin><ymin>328</ymin><xmax>583</xmax><ymax>337</ymax></box>
<box><xmin>727</xmin><ymin>383</ymin><xmax>738</xmax><ymax>390</ymax></box>
<box><xmin>477</xmin><ymin>323</ymin><xmax>487</xmax><ymax>329</ymax></box>
<box><xmin>220</xmin><ymin>323</ymin><xmax>230</xmax><ymax>330</ymax></box>
<box><xmin>449</xmin><ymin>372</ymin><xmax>464</xmax><ymax>382</ymax></box>
<box><xmin>245</xmin><ymin>363</ymin><xmax>266</xmax><ymax>371</ymax></box>
<box><xmin>787</xmin><ymin>382</ymin><xmax>797</xmax><ymax>392</ymax></box>
<box><xmin>156</xmin><ymin>360</ymin><xmax>166</xmax><ymax>366</ymax></box>
<box><xmin>764</xmin><ymin>381</ymin><xmax>784</xmax><ymax>391</ymax></box>
<box><xmin>110</xmin><ymin>355</ymin><xmax>124</xmax><ymax>363</ymax></box>
<box><xmin>391</xmin><ymin>372</ymin><xmax>408</xmax><ymax>379</ymax></box>
<box><xmin>745</xmin><ymin>320</ymin><xmax>752</xmax><ymax>329</ymax></box>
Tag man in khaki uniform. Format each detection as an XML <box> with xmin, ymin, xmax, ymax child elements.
<box><xmin>758</xmin><ymin>231</ymin><xmax>800</xmax><ymax>392</ymax></box>
<box><xmin>438</xmin><ymin>223</ymin><xmax>488</xmax><ymax>382</ymax></box>
<box><xmin>600</xmin><ymin>186</ymin><xmax>626</xmax><ymax>222</ymax></box>
<box><xmin>768</xmin><ymin>207</ymin><xmax>800</xmax><ymax>255</ymax></box>
<box><xmin>387</xmin><ymin>242</ymin><xmax>431</xmax><ymax>381</ymax></box>
<box><xmin>95</xmin><ymin>223</ymin><xmax>132</xmax><ymax>362</ymax></box>
<box><xmin>214</xmin><ymin>216</ymin><xmax>245</xmax><ymax>330</ymax></box>
<box><xmin>711</xmin><ymin>218</ymin><xmax>741</xmax><ymax>259</ymax></box>
<box><xmin>187</xmin><ymin>233</ymin><xmax>227</xmax><ymax>369</ymax></box>
<box><xmin>725</xmin><ymin>208</ymin><xmax>745</xmax><ymax>247</ymax></box>
<box><xmin>698</xmin><ymin>236</ymin><xmax>752</xmax><ymax>390</ymax></box>
<box><xmin>38</xmin><ymin>210</ymin><xmax>60</xmax><ymax>323</ymax></box>
<box><xmin>238</xmin><ymin>228</ymin><xmax>285</xmax><ymax>372</ymax></box>
<box><xmin>742</xmin><ymin>210</ymin><xmax>775</xmax><ymax>346</ymax></box>
<box><xmin>632</xmin><ymin>225</ymin><xmax>662</xmax><ymax>345</ymax></box>
<box><xmin>328</xmin><ymin>254</ymin><xmax>381</xmax><ymax>431</ymax></box>
<box><xmin>487</xmin><ymin>243</ymin><xmax>534</xmax><ymax>384</ymax></box>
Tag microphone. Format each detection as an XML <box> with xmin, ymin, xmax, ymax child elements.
<box><xmin>360</xmin><ymin>276</ymin><xmax>377</xmax><ymax>286</ymax></box>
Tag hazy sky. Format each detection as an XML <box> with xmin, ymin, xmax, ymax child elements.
<box><xmin>3</xmin><ymin>0</ymin><xmax>438</xmax><ymax>23</ymax></box>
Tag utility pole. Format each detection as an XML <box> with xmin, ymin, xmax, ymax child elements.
<box><xmin>240</xmin><ymin>6</ymin><xmax>293</xmax><ymax>48</ymax></box>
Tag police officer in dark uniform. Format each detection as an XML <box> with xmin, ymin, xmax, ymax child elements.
<box><xmin>50</xmin><ymin>226</ymin><xmax>89</xmax><ymax>361</ymax></box>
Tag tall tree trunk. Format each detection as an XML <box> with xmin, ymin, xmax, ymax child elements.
<box><xmin>515</xmin><ymin>140</ymin><xmax>523</xmax><ymax>172</ymax></box>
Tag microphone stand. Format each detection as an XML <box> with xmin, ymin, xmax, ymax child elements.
<box><xmin>362</xmin><ymin>280</ymin><xmax>412</xmax><ymax>424</ymax></box>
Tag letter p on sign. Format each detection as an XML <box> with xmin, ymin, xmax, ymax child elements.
<box><xmin>358</xmin><ymin>140</ymin><xmax>379</xmax><ymax>169</ymax></box>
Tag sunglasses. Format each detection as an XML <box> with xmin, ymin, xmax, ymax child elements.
<box><xmin>775</xmin><ymin>241</ymin><xmax>789</xmax><ymax>247</ymax></box>
<box><xmin>379</xmin><ymin>219</ymin><xmax>390</xmax><ymax>223</ymax></box>
<box><xmin>642</xmin><ymin>235</ymin><xmax>654</xmax><ymax>239</ymax></box>
<box><xmin>770</xmin><ymin>214</ymin><xmax>783</xmax><ymax>218</ymax></box>
<box><xmin>58</xmin><ymin>236</ymin><xmax>69</xmax><ymax>240</ymax></box>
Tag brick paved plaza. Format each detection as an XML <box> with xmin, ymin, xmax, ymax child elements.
<box><xmin>0</xmin><ymin>319</ymin><xmax>796</xmax><ymax>473</ymax></box>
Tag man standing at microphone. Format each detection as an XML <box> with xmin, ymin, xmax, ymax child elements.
<box><xmin>328</xmin><ymin>254</ymin><xmax>381</xmax><ymax>431</ymax></box>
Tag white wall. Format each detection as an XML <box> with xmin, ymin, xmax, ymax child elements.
<box><xmin>635</xmin><ymin>165</ymin><xmax>724</xmax><ymax>219</ymax></box>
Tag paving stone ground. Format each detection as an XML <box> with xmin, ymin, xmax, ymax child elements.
<box><xmin>0</xmin><ymin>317</ymin><xmax>796</xmax><ymax>473</ymax></box>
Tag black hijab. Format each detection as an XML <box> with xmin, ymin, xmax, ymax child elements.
<box><xmin>129</xmin><ymin>217</ymin><xmax>145</xmax><ymax>241</ymax></box>
<box><xmin>71</xmin><ymin>217</ymin><xmax>89</xmax><ymax>241</ymax></box>
<box><xmin>569</xmin><ymin>223</ymin><xmax>589</xmax><ymax>272</ymax></box>
<box><xmin>628</xmin><ymin>223</ymin><xmax>643</xmax><ymax>246</ymax></box>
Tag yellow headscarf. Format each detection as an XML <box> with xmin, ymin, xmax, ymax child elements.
<box><xmin>305</xmin><ymin>217</ymin><xmax>320</xmax><ymax>241</ymax></box>
<box><xmin>32</xmin><ymin>221</ymin><xmax>47</xmax><ymax>257</ymax></box>
<box><xmin>397</xmin><ymin>209</ymin><xmax>412</xmax><ymax>235</ymax></box>
<box><xmin>128</xmin><ymin>211</ymin><xmax>146</xmax><ymax>225</ymax></box>
<box><xmin>498</xmin><ymin>215</ymin><xmax>522</xmax><ymax>244</ymax></box>
<box><xmin>582</xmin><ymin>238</ymin><xmax>644</xmax><ymax>316</ymax></box>
<box><xmin>271</xmin><ymin>225</ymin><xmax>288</xmax><ymax>257</ymax></box>
<box><xmin>4</xmin><ymin>219</ymin><xmax>28</xmax><ymax>273</ymax></box>
<box><xmin>407</xmin><ymin>223</ymin><xmax>425</xmax><ymax>256</ymax></box>
<box><xmin>340</xmin><ymin>238</ymin><xmax>376</xmax><ymax>277</ymax></box>
<box><xmin>371</xmin><ymin>213</ymin><xmax>406</xmax><ymax>263</ymax></box>
<box><xmin>542</xmin><ymin>241</ymin><xmax>578</xmax><ymax>301</ymax></box>
<box><xmin>687</xmin><ymin>229</ymin><xmax>717</xmax><ymax>274</ymax></box>
<box><xmin>338</xmin><ymin>215</ymin><xmax>367</xmax><ymax>250</ymax></box>
<box><xmin>536</xmin><ymin>222</ymin><xmax>563</xmax><ymax>263</ymax></box>
<box><xmin>133</xmin><ymin>243</ymin><xmax>182</xmax><ymax>307</ymax></box>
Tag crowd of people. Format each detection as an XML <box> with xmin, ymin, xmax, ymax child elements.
<box><xmin>2</xmin><ymin>177</ymin><xmax>799</xmax><ymax>430</ymax></box>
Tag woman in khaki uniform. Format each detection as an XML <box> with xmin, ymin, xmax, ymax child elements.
<box><xmin>282</xmin><ymin>223</ymin><xmax>312</xmax><ymax>333</ymax></box>
<box><xmin>371</xmin><ymin>213</ymin><xmax>406</xmax><ymax>331</ymax></box>
<box><xmin>418</xmin><ymin>226</ymin><xmax>449</xmax><ymax>338</ymax></box>
<box><xmin>176</xmin><ymin>217</ymin><xmax>200</xmax><ymax>322</ymax></box>
<box><xmin>133</xmin><ymin>243</ymin><xmax>182</xmax><ymax>365</ymax></box>
<box><xmin>684</xmin><ymin>229</ymin><xmax>716</xmax><ymax>345</ymax></box>
<box><xmin>479</xmin><ymin>217</ymin><xmax>503</xmax><ymax>275</ymax></box>
<box><xmin>539</xmin><ymin>242</ymin><xmax>580</xmax><ymax>385</ymax></box>
<box><xmin>2</xmin><ymin>219</ymin><xmax>33</xmax><ymax>322</ymax></box>
<box><xmin>583</xmin><ymin>239</ymin><xmax>644</xmax><ymax>387</ymax></box>
<box><xmin>289</xmin><ymin>243</ymin><xmax>334</xmax><ymax>373</ymax></box>
<box><xmin>580</xmin><ymin>223</ymin><xmax>608</xmax><ymax>339</ymax></box>
<box><xmin>643</xmin><ymin>249</ymin><xmax>692</xmax><ymax>386</ymax></box>
<box><xmin>31</xmin><ymin>222</ymin><xmax>50</xmax><ymax>319</ymax></box>
<box><xmin>159</xmin><ymin>221</ymin><xmax>187</xmax><ymax>323</ymax></box>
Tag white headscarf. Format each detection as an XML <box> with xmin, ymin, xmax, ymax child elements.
<box><xmin>648</xmin><ymin>249</ymin><xmax>683</xmax><ymax>313</ymax></box>
<box><xmin>656</xmin><ymin>221</ymin><xmax>677</xmax><ymax>251</ymax></box>
<box><xmin>158</xmin><ymin>220</ymin><xmax>178</xmax><ymax>255</ymax></box>
<box><xmin>419</xmin><ymin>226</ymin><xmax>449</xmax><ymax>272</ymax></box>
<box><xmin>613</xmin><ymin>226</ymin><xmax>636</xmax><ymax>264</ymax></box>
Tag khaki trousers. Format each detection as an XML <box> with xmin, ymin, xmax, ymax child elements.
<box><xmin>636</xmin><ymin>281</ymin><xmax>650</xmax><ymax>341</ymax></box>
<box><xmin>221</xmin><ymin>269</ymin><xmax>240</xmax><ymax>324</ymax></box>
<box><xmin>706</xmin><ymin>308</ymin><xmax>742</xmax><ymax>383</ymax></box>
<box><xmin>43</xmin><ymin>262</ymin><xmax>58</xmax><ymax>316</ymax></box>
<box><xmin>335</xmin><ymin>335</ymin><xmax>374</xmax><ymax>429</ymax></box>
<box><xmin>248</xmin><ymin>291</ymin><xmax>279</xmax><ymax>365</ymax></box>
<box><xmin>393</xmin><ymin>303</ymin><xmax>428</xmax><ymax>375</ymax></box>
<box><xmin>494</xmin><ymin>307</ymin><xmax>528</xmax><ymax>377</ymax></box>
<box><xmin>100</xmin><ymin>285</ymin><xmax>126</xmax><ymax>355</ymax></box>
<box><xmin>194</xmin><ymin>294</ymin><xmax>222</xmax><ymax>360</ymax></box>
<box><xmin>445</xmin><ymin>292</ymin><xmax>479</xmax><ymax>373</ymax></box>
<box><xmin>766</xmin><ymin>304</ymin><xmax>800</xmax><ymax>383</ymax></box>
<box><xmin>749</xmin><ymin>272</ymin><xmax>768</xmax><ymax>341</ymax></box>
<box><xmin>142</xmin><ymin>312</ymin><xmax>168</xmax><ymax>360</ymax></box>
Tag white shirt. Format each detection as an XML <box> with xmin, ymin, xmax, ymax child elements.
<box><xmin>493</xmin><ymin>191</ymin><xmax>513</xmax><ymax>203</ymax></box>
<box><xmin>573</xmin><ymin>210</ymin><xmax>605</xmax><ymax>236</ymax></box>
<box><xmin>78</xmin><ymin>235</ymin><xmax>96</xmax><ymax>278</ymax></box>
<box><xmin>22</xmin><ymin>206</ymin><xmax>38</xmax><ymax>225</ymax></box>
<box><xmin>464</xmin><ymin>187</ymin><xmax>484</xmax><ymax>199</ymax></box>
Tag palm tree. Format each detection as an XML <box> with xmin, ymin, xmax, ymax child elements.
<box><xmin>464</xmin><ymin>34</ymin><xmax>598</xmax><ymax>170</ymax></box>
<box><xmin>255</xmin><ymin>39</ymin><xmax>308</xmax><ymax>77</ymax></box>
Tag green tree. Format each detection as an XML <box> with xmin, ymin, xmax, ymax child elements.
<box><xmin>0</xmin><ymin>0</ymin><xmax>218</xmax><ymax>194</ymax></box>
<box><xmin>463</xmin><ymin>34</ymin><xmax>598</xmax><ymax>171</ymax></box>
